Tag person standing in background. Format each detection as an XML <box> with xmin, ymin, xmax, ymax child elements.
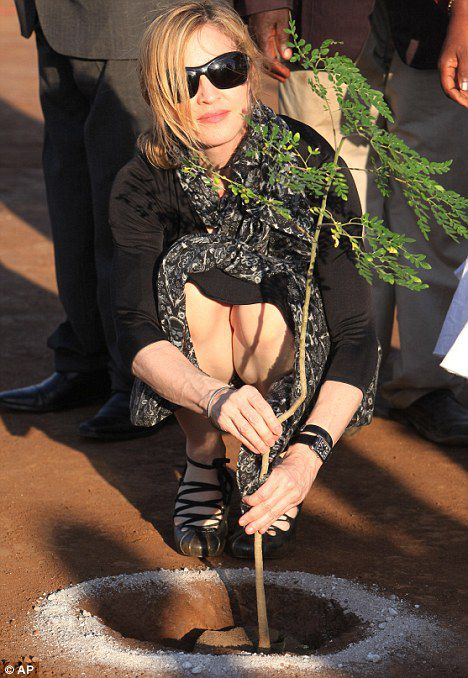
<box><xmin>237</xmin><ymin>0</ymin><xmax>468</xmax><ymax>446</ymax></box>
<box><xmin>235</xmin><ymin>0</ymin><xmax>378</xmax><ymax>208</ymax></box>
<box><xmin>0</xmin><ymin>1</ymin><xmax>164</xmax><ymax>439</ymax></box>
<box><xmin>370</xmin><ymin>0</ymin><xmax>468</xmax><ymax>446</ymax></box>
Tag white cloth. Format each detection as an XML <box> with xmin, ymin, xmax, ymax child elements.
<box><xmin>434</xmin><ymin>258</ymin><xmax>468</xmax><ymax>378</ymax></box>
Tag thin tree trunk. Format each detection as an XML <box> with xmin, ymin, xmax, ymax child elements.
<box><xmin>254</xmin><ymin>139</ymin><xmax>344</xmax><ymax>650</ymax></box>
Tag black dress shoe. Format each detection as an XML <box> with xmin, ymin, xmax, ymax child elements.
<box><xmin>0</xmin><ymin>371</ymin><xmax>111</xmax><ymax>413</ymax></box>
<box><xmin>389</xmin><ymin>389</ymin><xmax>468</xmax><ymax>446</ymax></box>
<box><xmin>78</xmin><ymin>391</ymin><xmax>158</xmax><ymax>441</ymax></box>
<box><xmin>228</xmin><ymin>504</ymin><xmax>302</xmax><ymax>560</ymax></box>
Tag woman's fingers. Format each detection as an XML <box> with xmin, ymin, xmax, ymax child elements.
<box><xmin>242</xmin><ymin>497</ymin><xmax>295</xmax><ymax>534</ymax></box>
<box><xmin>229</xmin><ymin>414</ymin><xmax>271</xmax><ymax>455</ymax></box>
<box><xmin>239</xmin><ymin>472</ymin><xmax>301</xmax><ymax>533</ymax></box>
<box><xmin>214</xmin><ymin>408</ymin><xmax>271</xmax><ymax>455</ymax></box>
<box><xmin>239</xmin><ymin>404</ymin><xmax>277</xmax><ymax>449</ymax></box>
<box><xmin>212</xmin><ymin>386</ymin><xmax>282</xmax><ymax>453</ymax></box>
<box><xmin>242</xmin><ymin>475</ymin><xmax>283</xmax><ymax>510</ymax></box>
<box><xmin>239</xmin><ymin>449</ymin><xmax>321</xmax><ymax>533</ymax></box>
<box><xmin>240</xmin><ymin>489</ymin><xmax>286</xmax><ymax>529</ymax></box>
<box><xmin>257</xmin><ymin>502</ymin><xmax>296</xmax><ymax>535</ymax></box>
<box><xmin>246</xmin><ymin>387</ymin><xmax>283</xmax><ymax>437</ymax></box>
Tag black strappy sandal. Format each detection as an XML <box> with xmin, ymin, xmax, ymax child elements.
<box><xmin>173</xmin><ymin>455</ymin><xmax>233</xmax><ymax>558</ymax></box>
<box><xmin>228</xmin><ymin>503</ymin><xmax>302</xmax><ymax>560</ymax></box>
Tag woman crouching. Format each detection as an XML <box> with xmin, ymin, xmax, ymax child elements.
<box><xmin>110</xmin><ymin>0</ymin><xmax>380</xmax><ymax>559</ymax></box>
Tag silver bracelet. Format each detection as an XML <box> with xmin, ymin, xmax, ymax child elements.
<box><xmin>205</xmin><ymin>386</ymin><xmax>232</xmax><ymax>422</ymax></box>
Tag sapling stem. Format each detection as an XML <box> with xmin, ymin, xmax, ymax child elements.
<box><xmin>254</xmin><ymin>137</ymin><xmax>345</xmax><ymax>651</ymax></box>
<box><xmin>254</xmin><ymin>449</ymin><xmax>271</xmax><ymax>650</ymax></box>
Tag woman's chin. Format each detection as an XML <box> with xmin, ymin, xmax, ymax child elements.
<box><xmin>199</xmin><ymin>128</ymin><xmax>245</xmax><ymax>154</ymax></box>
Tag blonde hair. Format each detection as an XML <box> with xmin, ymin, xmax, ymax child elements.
<box><xmin>138</xmin><ymin>0</ymin><xmax>263</xmax><ymax>169</ymax></box>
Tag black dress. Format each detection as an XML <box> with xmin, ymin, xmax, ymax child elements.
<box><xmin>110</xmin><ymin>105</ymin><xmax>380</xmax><ymax>498</ymax></box>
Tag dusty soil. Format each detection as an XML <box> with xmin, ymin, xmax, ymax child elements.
<box><xmin>0</xmin><ymin>1</ymin><xmax>467</xmax><ymax>675</ymax></box>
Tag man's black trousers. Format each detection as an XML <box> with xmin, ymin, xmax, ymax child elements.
<box><xmin>36</xmin><ymin>26</ymin><xmax>150</xmax><ymax>391</ymax></box>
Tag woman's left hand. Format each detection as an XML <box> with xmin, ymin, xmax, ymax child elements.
<box><xmin>238</xmin><ymin>444</ymin><xmax>323</xmax><ymax>535</ymax></box>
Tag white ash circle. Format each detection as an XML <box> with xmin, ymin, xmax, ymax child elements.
<box><xmin>33</xmin><ymin>568</ymin><xmax>448</xmax><ymax>676</ymax></box>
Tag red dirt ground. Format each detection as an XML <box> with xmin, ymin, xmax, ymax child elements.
<box><xmin>0</xmin><ymin>2</ymin><xmax>466</xmax><ymax>675</ymax></box>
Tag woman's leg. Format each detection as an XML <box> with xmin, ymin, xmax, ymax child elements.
<box><xmin>178</xmin><ymin>281</ymin><xmax>234</xmax><ymax>461</ymax></box>
<box><xmin>230</xmin><ymin>303</ymin><xmax>295</xmax><ymax>395</ymax></box>
<box><xmin>174</xmin><ymin>283</ymin><xmax>234</xmax><ymax>528</ymax></box>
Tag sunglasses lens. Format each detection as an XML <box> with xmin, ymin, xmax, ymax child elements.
<box><xmin>186</xmin><ymin>71</ymin><xmax>200</xmax><ymax>99</ymax></box>
<box><xmin>209</xmin><ymin>52</ymin><xmax>249</xmax><ymax>90</ymax></box>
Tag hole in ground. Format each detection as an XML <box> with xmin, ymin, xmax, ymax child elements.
<box><xmin>81</xmin><ymin>580</ymin><xmax>367</xmax><ymax>656</ymax></box>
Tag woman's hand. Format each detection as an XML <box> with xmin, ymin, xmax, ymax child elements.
<box><xmin>210</xmin><ymin>385</ymin><xmax>282</xmax><ymax>455</ymax></box>
<box><xmin>238</xmin><ymin>444</ymin><xmax>323</xmax><ymax>535</ymax></box>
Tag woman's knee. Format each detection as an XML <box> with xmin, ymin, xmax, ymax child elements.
<box><xmin>231</xmin><ymin>303</ymin><xmax>294</xmax><ymax>381</ymax></box>
<box><xmin>184</xmin><ymin>283</ymin><xmax>234</xmax><ymax>381</ymax></box>
<box><xmin>184</xmin><ymin>282</ymin><xmax>231</xmax><ymax>344</ymax></box>
<box><xmin>230</xmin><ymin>303</ymin><xmax>293</xmax><ymax>350</ymax></box>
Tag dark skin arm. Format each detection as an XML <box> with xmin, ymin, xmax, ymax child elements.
<box><xmin>439</xmin><ymin>0</ymin><xmax>468</xmax><ymax>107</ymax></box>
<box><xmin>247</xmin><ymin>8</ymin><xmax>293</xmax><ymax>82</ymax></box>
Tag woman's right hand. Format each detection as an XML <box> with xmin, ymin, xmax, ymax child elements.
<box><xmin>209</xmin><ymin>385</ymin><xmax>282</xmax><ymax>455</ymax></box>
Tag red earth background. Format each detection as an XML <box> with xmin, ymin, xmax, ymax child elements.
<box><xmin>0</xmin><ymin>1</ymin><xmax>466</xmax><ymax>675</ymax></box>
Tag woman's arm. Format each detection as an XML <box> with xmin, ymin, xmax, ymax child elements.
<box><xmin>110</xmin><ymin>156</ymin><xmax>167</xmax><ymax>370</ymax></box>
<box><xmin>133</xmin><ymin>340</ymin><xmax>282</xmax><ymax>454</ymax></box>
<box><xmin>132</xmin><ymin>340</ymin><xmax>227</xmax><ymax>415</ymax></box>
<box><xmin>299</xmin><ymin>379</ymin><xmax>363</xmax><ymax>444</ymax></box>
<box><xmin>239</xmin><ymin>380</ymin><xmax>362</xmax><ymax>535</ymax></box>
<box><xmin>111</xmin><ymin>156</ymin><xmax>222</xmax><ymax>407</ymax></box>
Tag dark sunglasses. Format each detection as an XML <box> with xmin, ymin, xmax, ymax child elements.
<box><xmin>184</xmin><ymin>51</ymin><xmax>249</xmax><ymax>99</ymax></box>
